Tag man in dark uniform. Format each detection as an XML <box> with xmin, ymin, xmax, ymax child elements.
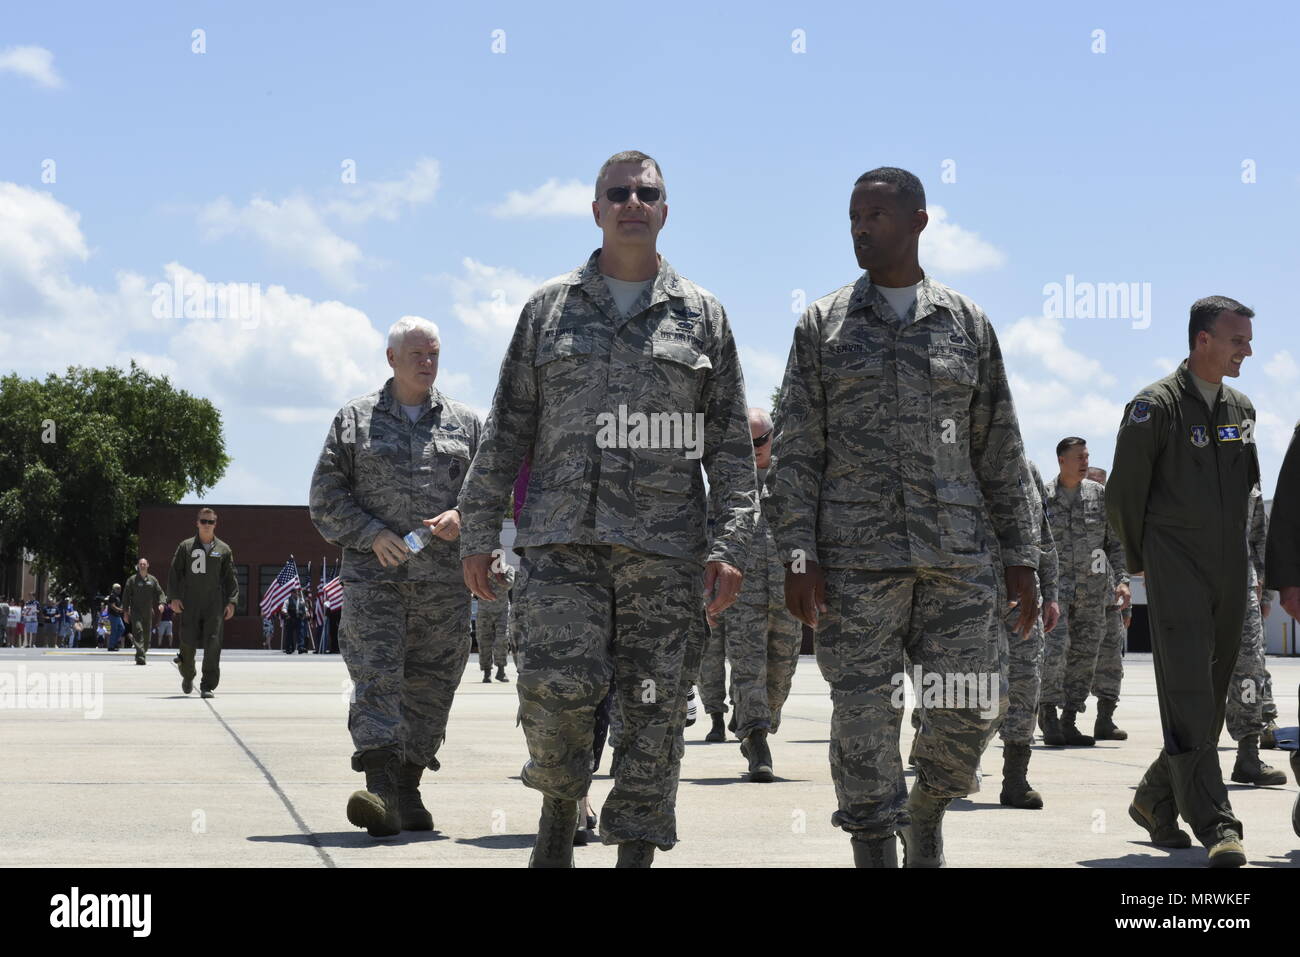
<box><xmin>168</xmin><ymin>507</ymin><xmax>239</xmax><ymax>698</ymax></box>
<box><xmin>1107</xmin><ymin>295</ymin><xmax>1259</xmax><ymax>868</ymax></box>
<box><xmin>123</xmin><ymin>558</ymin><xmax>166</xmax><ymax>666</ymax></box>
<box><xmin>1264</xmin><ymin>420</ymin><xmax>1300</xmax><ymax>836</ymax></box>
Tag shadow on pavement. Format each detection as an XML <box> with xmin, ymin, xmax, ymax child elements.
<box><xmin>1078</xmin><ymin>845</ymin><xmax>1203</xmax><ymax>868</ymax></box>
<box><xmin>248</xmin><ymin>830</ymin><xmax>448</xmax><ymax>848</ymax></box>
<box><xmin>454</xmin><ymin>833</ymin><xmax>537</xmax><ymax>850</ymax></box>
<box><xmin>680</xmin><ymin>776</ymin><xmax>809</xmax><ymax>786</ymax></box>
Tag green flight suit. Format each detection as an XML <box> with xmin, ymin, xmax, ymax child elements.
<box><xmin>1107</xmin><ymin>360</ymin><xmax>1260</xmax><ymax>848</ymax></box>
<box><xmin>123</xmin><ymin>572</ymin><xmax>166</xmax><ymax>664</ymax></box>
<box><xmin>169</xmin><ymin>535</ymin><xmax>239</xmax><ymax>693</ymax></box>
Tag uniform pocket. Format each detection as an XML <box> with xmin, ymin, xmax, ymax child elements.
<box><xmin>936</xmin><ymin>480</ymin><xmax>985</xmax><ymax>555</ymax></box>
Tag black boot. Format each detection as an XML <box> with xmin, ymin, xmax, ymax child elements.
<box><xmin>850</xmin><ymin>833</ymin><xmax>898</xmax><ymax>868</ymax></box>
<box><xmin>495</xmin><ymin>665</ymin><xmax>508</xmax><ymax>683</ymax></box>
<box><xmin>1231</xmin><ymin>734</ymin><xmax>1288</xmax><ymax>786</ymax></box>
<box><xmin>481</xmin><ymin>670</ymin><xmax>491</xmax><ymax>683</ymax></box>
<box><xmin>1038</xmin><ymin>704</ymin><xmax>1065</xmax><ymax>746</ymax></box>
<box><xmin>529</xmin><ymin>797</ymin><xmax>577</xmax><ymax>868</ymax></box>
<box><xmin>1060</xmin><ymin>708</ymin><xmax>1095</xmax><ymax>746</ymax></box>
<box><xmin>1093</xmin><ymin>698</ymin><xmax>1127</xmax><ymax>741</ymax></box>
<box><xmin>899</xmin><ymin>786</ymin><xmax>951</xmax><ymax>868</ymax></box>
<box><xmin>397</xmin><ymin>762</ymin><xmax>434</xmax><ymax>830</ymax></box>
<box><xmin>705</xmin><ymin>712</ymin><xmax>726</xmax><ymax>743</ymax></box>
<box><xmin>740</xmin><ymin>729</ymin><xmax>774</xmax><ymax>783</ymax></box>
<box><xmin>347</xmin><ymin>750</ymin><xmax>402</xmax><ymax>838</ymax></box>
<box><xmin>999</xmin><ymin>742</ymin><xmax>1043</xmax><ymax>809</ymax></box>
<box><xmin>616</xmin><ymin>840</ymin><xmax>656</xmax><ymax>868</ymax></box>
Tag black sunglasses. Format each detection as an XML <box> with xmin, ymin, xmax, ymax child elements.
<box><xmin>198</xmin><ymin>519</ymin><xmax>216</xmax><ymax>525</ymax></box>
<box><xmin>753</xmin><ymin>430</ymin><xmax>773</xmax><ymax>448</ymax></box>
<box><xmin>605</xmin><ymin>186</ymin><xmax>662</xmax><ymax>204</ymax></box>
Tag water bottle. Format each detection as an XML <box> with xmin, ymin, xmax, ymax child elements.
<box><xmin>403</xmin><ymin>526</ymin><xmax>433</xmax><ymax>554</ymax></box>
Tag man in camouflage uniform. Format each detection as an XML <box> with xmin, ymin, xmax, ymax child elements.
<box><xmin>698</xmin><ymin>619</ymin><xmax>730</xmax><ymax>741</ymax></box>
<box><xmin>310</xmin><ymin>315</ymin><xmax>482</xmax><ymax>839</ymax></box>
<box><xmin>1225</xmin><ymin>485</ymin><xmax>1287</xmax><ymax>785</ymax></box>
<box><xmin>1039</xmin><ymin>438</ymin><xmax>1129</xmax><ymax>747</ymax></box>
<box><xmin>996</xmin><ymin>458</ymin><xmax>1060</xmax><ymax>809</ymax></box>
<box><xmin>459</xmin><ymin>150</ymin><xmax>756</xmax><ymax>868</ymax></box>
<box><xmin>167</xmin><ymin>508</ymin><xmax>238</xmax><ymax>698</ymax></box>
<box><xmin>123</xmin><ymin>557</ymin><xmax>166</xmax><ymax>667</ymax></box>
<box><xmin>1108</xmin><ymin>296</ymin><xmax>1259</xmax><ymax>867</ymax></box>
<box><xmin>475</xmin><ymin>562</ymin><xmax>515</xmax><ymax>683</ymax></box>
<box><xmin>1085</xmin><ymin>465</ymin><xmax>1129</xmax><ymax>741</ymax></box>
<box><xmin>769</xmin><ymin>167</ymin><xmax>1039</xmax><ymax>869</ymax></box>
<box><xmin>719</xmin><ymin>408</ymin><xmax>802</xmax><ymax>780</ymax></box>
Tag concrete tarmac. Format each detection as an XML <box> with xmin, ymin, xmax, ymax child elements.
<box><xmin>1</xmin><ymin>647</ymin><xmax>1296</xmax><ymax>868</ymax></box>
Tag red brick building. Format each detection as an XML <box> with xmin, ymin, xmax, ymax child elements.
<box><xmin>136</xmin><ymin>504</ymin><xmax>341</xmax><ymax>649</ymax></box>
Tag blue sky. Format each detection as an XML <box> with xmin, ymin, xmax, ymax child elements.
<box><xmin>3</xmin><ymin>1</ymin><xmax>1298</xmax><ymax>503</ymax></box>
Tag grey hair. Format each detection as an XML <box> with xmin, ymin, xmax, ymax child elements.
<box><xmin>387</xmin><ymin>316</ymin><xmax>441</xmax><ymax>352</ymax></box>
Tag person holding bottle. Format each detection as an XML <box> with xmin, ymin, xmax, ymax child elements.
<box><xmin>310</xmin><ymin>315</ymin><xmax>483</xmax><ymax>839</ymax></box>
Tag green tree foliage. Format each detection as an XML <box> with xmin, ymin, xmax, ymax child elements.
<box><xmin>0</xmin><ymin>363</ymin><xmax>228</xmax><ymax>602</ymax></box>
<box><xmin>769</xmin><ymin>384</ymin><xmax>782</xmax><ymax>421</ymax></box>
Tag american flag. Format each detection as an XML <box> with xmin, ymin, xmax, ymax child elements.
<box><xmin>260</xmin><ymin>558</ymin><xmax>299</xmax><ymax>619</ymax></box>
<box><xmin>323</xmin><ymin>574</ymin><xmax>343</xmax><ymax>611</ymax></box>
<box><xmin>313</xmin><ymin>559</ymin><xmax>327</xmax><ymax>628</ymax></box>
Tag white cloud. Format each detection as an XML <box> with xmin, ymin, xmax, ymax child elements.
<box><xmin>491</xmin><ymin>178</ymin><xmax>593</xmax><ymax>218</ymax></box>
<box><xmin>738</xmin><ymin>344</ymin><xmax>788</xmax><ymax>412</ymax></box>
<box><xmin>199</xmin><ymin>195</ymin><xmax>364</xmax><ymax>290</ymax></box>
<box><xmin>1000</xmin><ymin>315</ymin><xmax>1117</xmax><ymax>388</ymax></box>
<box><xmin>445</xmin><ymin>258</ymin><xmax>541</xmax><ymax>353</ymax></box>
<box><xmin>323</xmin><ymin>158</ymin><xmax>441</xmax><ymax>224</ymax></box>
<box><xmin>1264</xmin><ymin>349</ymin><xmax>1298</xmax><ymax>382</ymax></box>
<box><xmin>197</xmin><ymin>158</ymin><xmax>440</xmax><ymax>288</ymax></box>
<box><xmin>0</xmin><ymin>46</ymin><xmax>61</xmax><ymax>89</ymax></box>
<box><xmin>921</xmin><ymin>205</ymin><xmax>1005</xmax><ymax>274</ymax></box>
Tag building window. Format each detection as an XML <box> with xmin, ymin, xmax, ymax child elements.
<box><xmin>233</xmin><ymin>565</ymin><xmax>249</xmax><ymax>617</ymax></box>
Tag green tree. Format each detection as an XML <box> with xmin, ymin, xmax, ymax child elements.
<box><xmin>769</xmin><ymin>384</ymin><xmax>782</xmax><ymax>420</ymax></box>
<box><xmin>0</xmin><ymin>363</ymin><xmax>228</xmax><ymax>603</ymax></box>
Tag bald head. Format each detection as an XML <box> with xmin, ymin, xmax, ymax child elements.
<box><xmin>750</xmin><ymin>407</ymin><xmax>773</xmax><ymax>468</ymax></box>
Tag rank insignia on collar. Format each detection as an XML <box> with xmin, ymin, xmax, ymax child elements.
<box><xmin>1129</xmin><ymin>400</ymin><xmax>1152</xmax><ymax>424</ymax></box>
<box><xmin>1190</xmin><ymin>425</ymin><xmax>1209</xmax><ymax>447</ymax></box>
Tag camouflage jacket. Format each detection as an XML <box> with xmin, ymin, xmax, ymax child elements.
<box><xmin>1042</xmin><ymin>477</ymin><xmax>1127</xmax><ymax>602</ymax></box>
<box><xmin>310</xmin><ymin>379</ymin><xmax>483</xmax><ymax>583</ymax></box>
<box><xmin>767</xmin><ymin>273</ymin><xmax>1038</xmax><ymax>571</ymax></box>
<box><xmin>1026</xmin><ymin>460</ymin><xmax>1059</xmax><ymax>605</ymax></box>
<box><xmin>1247</xmin><ymin>484</ymin><xmax>1266</xmax><ymax>591</ymax></box>
<box><xmin>457</xmin><ymin>250</ymin><xmax>757</xmax><ymax>567</ymax></box>
<box><xmin>1107</xmin><ymin>361</ymin><xmax>1260</xmax><ymax>576</ymax></box>
<box><xmin>732</xmin><ymin>466</ymin><xmax>785</xmax><ymax>607</ymax></box>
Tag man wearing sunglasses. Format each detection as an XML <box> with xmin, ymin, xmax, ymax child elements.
<box><xmin>708</xmin><ymin>408</ymin><xmax>802</xmax><ymax>782</ymax></box>
<box><xmin>167</xmin><ymin>507</ymin><xmax>238</xmax><ymax>698</ymax></box>
<box><xmin>459</xmin><ymin>150</ymin><xmax>757</xmax><ymax>867</ymax></box>
<box><xmin>769</xmin><ymin>167</ymin><xmax>1039</xmax><ymax>868</ymax></box>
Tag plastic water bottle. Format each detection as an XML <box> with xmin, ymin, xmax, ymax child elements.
<box><xmin>403</xmin><ymin>526</ymin><xmax>433</xmax><ymax>554</ymax></box>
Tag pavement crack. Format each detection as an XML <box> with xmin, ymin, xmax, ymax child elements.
<box><xmin>203</xmin><ymin>699</ymin><xmax>336</xmax><ymax>868</ymax></box>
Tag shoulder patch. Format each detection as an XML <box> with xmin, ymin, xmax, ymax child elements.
<box><xmin>1129</xmin><ymin>400</ymin><xmax>1152</xmax><ymax>424</ymax></box>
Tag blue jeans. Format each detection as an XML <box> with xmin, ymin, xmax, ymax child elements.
<box><xmin>108</xmin><ymin>615</ymin><xmax>124</xmax><ymax>650</ymax></box>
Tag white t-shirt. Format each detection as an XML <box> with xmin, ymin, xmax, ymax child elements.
<box><xmin>873</xmin><ymin>281</ymin><xmax>923</xmax><ymax>323</ymax></box>
<box><xmin>399</xmin><ymin>403</ymin><xmax>423</xmax><ymax>422</ymax></box>
<box><xmin>602</xmin><ymin>275</ymin><xmax>653</xmax><ymax>318</ymax></box>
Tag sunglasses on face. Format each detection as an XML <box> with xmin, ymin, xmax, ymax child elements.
<box><xmin>604</xmin><ymin>186</ymin><xmax>662</xmax><ymax>204</ymax></box>
<box><xmin>753</xmin><ymin>430</ymin><xmax>773</xmax><ymax>448</ymax></box>
<box><xmin>199</xmin><ymin>519</ymin><xmax>216</xmax><ymax>525</ymax></box>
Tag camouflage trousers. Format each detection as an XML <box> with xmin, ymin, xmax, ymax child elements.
<box><xmin>1040</xmin><ymin>593</ymin><xmax>1107</xmax><ymax>712</ymax></box>
<box><xmin>476</xmin><ymin>598</ymin><xmax>511</xmax><ymax>671</ymax></box>
<box><xmin>128</xmin><ymin>613</ymin><xmax>152</xmax><ymax>665</ymax></box>
<box><xmin>698</xmin><ymin>619</ymin><xmax>729</xmax><ymax>714</ymax></box>
<box><xmin>514</xmin><ymin>543</ymin><xmax>705</xmax><ymax>850</ymax></box>
<box><xmin>817</xmin><ymin>564</ymin><xmax>998</xmax><ymax>837</ymax></box>
<box><xmin>1090</xmin><ymin>603</ymin><xmax>1126</xmax><ymax>703</ymax></box>
<box><xmin>339</xmin><ymin>579</ymin><xmax>471</xmax><ymax>771</ymax></box>
<box><xmin>725</xmin><ymin>595</ymin><xmax>801</xmax><ymax>739</ymax></box>
<box><xmin>1226</xmin><ymin>587</ymin><xmax>1277</xmax><ymax>739</ymax></box>
<box><xmin>997</xmin><ymin>592</ymin><xmax>1044</xmax><ymax>746</ymax></box>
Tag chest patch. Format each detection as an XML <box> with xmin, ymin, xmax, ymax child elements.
<box><xmin>1189</xmin><ymin>425</ymin><xmax>1209</xmax><ymax>448</ymax></box>
<box><xmin>1217</xmin><ymin>424</ymin><xmax>1241</xmax><ymax>441</ymax></box>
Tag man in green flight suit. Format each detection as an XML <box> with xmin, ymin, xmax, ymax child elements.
<box><xmin>168</xmin><ymin>507</ymin><xmax>239</xmax><ymax>698</ymax></box>
<box><xmin>1107</xmin><ymin>296</ymin><xmax>1260</xmax><ymax>868</ymax></box>
<box><xmin>123</xmin><ymin>557</ymin><xmax>166</xmax><ymax>666</ymax></box>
